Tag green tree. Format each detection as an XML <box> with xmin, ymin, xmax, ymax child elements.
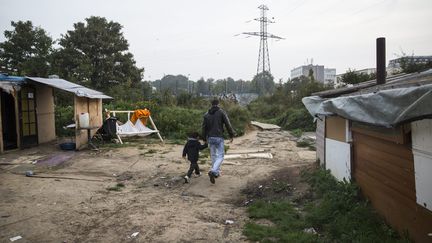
<box><xmin>0</xmin><ymin>20</ymin><xmax>53</xmax><ymax>76</ymax></box>
<box><xmin>51</xmin><ymin>16</ymin><xmax>143</xmax><ymax>95</ymax></box>
<box><xmin>399</xmin><ymin>56</ymin><xmax>432</xmax><ymax>73</ymax></box>
<box><xmin>339</xmin><ymin>69</ymin><xmax>376</xmax><ymax>85</ymax></box>
<box><xmin>252</xmin><ymin>71</ymin><xmax>275</xmax><ymax>95</ymax></box>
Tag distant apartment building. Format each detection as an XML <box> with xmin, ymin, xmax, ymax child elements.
<box><xmin>387</xmin><ymin>55</ymin><xmax>432</xmax><ymax>74</ymax></box>
<box><xmin>324</xmin><ymin>68</ymin><xmax>336</xmax><ymax>84</ymax></box>
<box><xmin>290</xmin><ymin>64</ymin><xmax>336</xmax><ymax>85</ymax></box>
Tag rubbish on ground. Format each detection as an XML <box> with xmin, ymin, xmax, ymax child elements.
<box><xmin>258</xmin><ymin>185</ymin><xmax>263</xmax><ymax>189</ymax></box>
<box><xmin>9</xmin><ymin>235</ymin><xmax>22</xmax><ymax>241</ymax></box>
<box><xmin>303</xmin><ymin>228</ymin><xmax>317</xmax><ymax>234</ymax></box>
<box><xmin>225</xmin><ymin>220</ymin><xmax>234</xmax><ymax>225</ymax></box>
<box><xmin>224</xmin><ymin>153</ymin><xmax>273</xmax><ymax>160</ymax></box>
<box><xmin>131</xmin><ymin>232</ymin><xmax>139</xmax><ymax>238</ymax></box>
<box><xmin>244</xmin><ymin>199</ymin><xmax>253</xmax><ymax>206</ymax></box>
<box><xmin>25</xmin><ymin>171</ymin><xmax>34</xmax><ymax>177</ymax></box>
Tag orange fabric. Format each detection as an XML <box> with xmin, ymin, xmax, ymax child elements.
<box><xmin>130</xmin><ymin>109</ymin><xmax>151</xmax><ymax>125</ymax></box>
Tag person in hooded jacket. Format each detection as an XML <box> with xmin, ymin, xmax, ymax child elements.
<box><xmin>202</xmin><ymin>99</ymin><xmax>235</xmax><ymax>184</ymax></box>
<box><xmin>182</xmin><ymin>131</ymin><xmax>208</xmax><ymax>183</ymax></box>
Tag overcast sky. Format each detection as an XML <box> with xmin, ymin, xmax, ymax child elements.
<box><xmin>1</xmin><ymin>0</ymin><xmax>431</xmax><ymax>81</ymax></box>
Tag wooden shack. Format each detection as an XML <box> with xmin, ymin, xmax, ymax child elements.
<box><xmin>303</xmin><ymin>70</ymin><xmax>432</xmax><ymax>242</ymax></box>
<box><xmin>0</xmin><ymin>74</ymin><xmax>111</xmax><ymax>153</ymax></box>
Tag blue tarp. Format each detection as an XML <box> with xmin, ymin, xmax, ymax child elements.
<box><xmin>0</xmin><ymin>73</ymin><xmax>25</xmax><ymax>82</ymax></box>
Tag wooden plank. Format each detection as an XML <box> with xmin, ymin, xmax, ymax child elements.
<box><xmin>355</xmin><ymin>156</ymin><xmax>415</xmax><ymax>200</ymax></box>
<box><xmin>250</xmin><ymin>121</ymin><xmax>281</xmax><ymax>130</ymax></box>
<box><xmin>354</xmin><ymin>141</ymin><xmax>414</xmax><ymax>171</ymax></box>
<box><xmin>355</xmin><ymin>152</ymin><xmax>415</xmax><ymax>192</ymax></box>
<box><xmin>326</xmin><ymin>116</ymin><xmax>346</xmax><ymax>142</ymax></box>
<box><xmin>36</xmin><ymin>85</ymin><xmax>55</xmax><ymax>143</ymax></box>
<box><xmin>353</xmin><ymin>132</ymin><xmax>412</xmax><ymax>160</ymax></box>
<box><xmin>352</xmin><ymin>125</ymin><xmax>406</xmax><ymax>144</ymax></box>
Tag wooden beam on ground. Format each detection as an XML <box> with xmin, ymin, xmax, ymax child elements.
<box><xmin>250</xmin><ymin>121</ymin><xmax>281</xmax><ymax>130</ymax></box>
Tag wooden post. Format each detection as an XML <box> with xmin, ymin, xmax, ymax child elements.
<box><xmin>14</xmin><ymin>90</ymin><xmax>20</xmax><ymax>149</ymax></box>
<box><xmin>0</xmin><ymin>92</ymin><xmax>3</xmax><ymax>153</ymax></box>
<box><xmin>148</xmin><ymin>115</ymin><xmax>164</xmax><ymax>143</ymax></box>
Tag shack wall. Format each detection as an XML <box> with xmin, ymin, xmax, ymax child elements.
<box><xmin>35</xmin><ymin>84</ymin><xmax>55</xmax><ymax>143</ymax></box>
<box><xmin>74</xmin><ymin>96</ymin><xmax>102</xmax><ymax>149</ymax></box>
<box><xmin>353</xmin><ymin>128</ymin><xmax>432</xmax><ymax>243</ymax></box>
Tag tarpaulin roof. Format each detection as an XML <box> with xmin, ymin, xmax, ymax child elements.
<box><xmin>26</xmin><ymin>77</ymin><xmax>112</xmax><ymax>99</ymax></box>
<box><xmin>302</xmin><ymin>71</ymin><xmax>432</xmax><ymax>128</ymax></box>
<box><xmin>0</xmin><ymin>74</ymin><xmax>25</xmax><ymax>93</ymax></box>
<box><xmin>0</xmin><ymin>73</ymin><xmax>26</xmax><ymax>82</ymax></box>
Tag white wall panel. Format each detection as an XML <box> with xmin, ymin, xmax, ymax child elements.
<box><xmin>325</xmin><ymin>138</ymin><xmax>351</xmax><ymax>181</ymax></box>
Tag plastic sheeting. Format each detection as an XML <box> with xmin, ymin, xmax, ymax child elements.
<box><xmin>117</xmin><ymin>119</ymin><xmax>156</xmax><ymax>137</ymax></box>
<box><xmin>302</xmin><ymin>84</ymin><xmax>432</xmax><ymax>127</ymax></box>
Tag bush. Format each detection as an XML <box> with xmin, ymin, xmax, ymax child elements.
<box><xmin>152</xmin><ymin>107</ymin><xmax>205</xmax><ymax>140</ymax></box>
<box><xmin>222</xmin><ymin>102</ymin><xmax>250</xmax><ymax>136</ymax></box>
<box><xmin>277</xmin><ymin>108</ymin><xmax>315</xmax><ymax>132</ymax></box>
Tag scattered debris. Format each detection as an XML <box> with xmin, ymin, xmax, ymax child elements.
<box><xmin>25</xmin><ymin>171</ymin><xmax>34</xmax><ymax>177</ymax></box>
<box><xmin>243</xmin><ymin>199</ymin><xmax>254</xmax><ymax>206</ymax></box>
<box><xmin>9</xmin><ymin>235</ymin><xmax>22</xmax><ymax>242</ymax></box>
<box><xmin>225</xmin><ymin>220</ymin><xmax>234</xmax><ymax>225</ymax></box>
<box><xmin>131</xmin><ymin>232</ymin><xmax>139</xmax><ymax>238</ymax></box>
<box><xmin>303</xmin><ymin>228</ymin><xmax>317</xmax><ymax>234</ymax></box>
<box><xmin>225</xmin><ymin>153</ymin><xmax>273</xmax><ymax>160</ymax></box>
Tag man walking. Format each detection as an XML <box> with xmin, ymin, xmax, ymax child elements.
<box><xmin>202</xmin><ymin>99</ymin><xmax>235</xmax><ymax>184</ymax></box>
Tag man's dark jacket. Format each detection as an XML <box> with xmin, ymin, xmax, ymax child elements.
<box><xmin>182</xmin><ymin>138</ymin><xmax>208</xmax><ymax>163</ymax></box>
<box><xmin>202</xmin><ymin>106</ymin><xmax>235</xmax><ymax>141</ymax></box>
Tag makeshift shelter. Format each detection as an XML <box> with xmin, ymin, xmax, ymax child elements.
<box><xmin>302</xmin><ymin>69</ymin><xmax>432</xmax><ymax>242</ymax></box>
<box><xmin>0</xmin><ymin>74</ymin><xmax>112</xmax><ymax>153</ymax></box>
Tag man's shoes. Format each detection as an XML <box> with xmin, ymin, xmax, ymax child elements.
<box><xmin>208</xmin><ymin>171</ymin><xmax>215</xmax><ymax>184</ymax></box>
<box><xmin>184</xmin><ymin>175</ymin><xmax>190</xmax><ymax>184</ymax></box>
<box><xmin>194</xmin><ymin>172</ymin><xmax>201</xmax><ymax>177</ymax></box>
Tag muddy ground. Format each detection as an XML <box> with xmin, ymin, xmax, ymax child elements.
<box><xmin>0</xmin><ymin>127</ymin><xmax>315</xmax><ymax>243</ymax></box>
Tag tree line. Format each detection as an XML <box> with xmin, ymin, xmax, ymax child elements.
<box><xmin>0</xmin><ymin>17</ymin><xmax>278</xmax><ymax>102</ymax></box>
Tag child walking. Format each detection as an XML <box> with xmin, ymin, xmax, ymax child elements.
<box><xmin>182</xmin><ymin>132</ymin><xmax>208</xmax><ymax>183</ymax></box>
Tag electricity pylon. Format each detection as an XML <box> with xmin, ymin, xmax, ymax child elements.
<box><xmin>243</xmin><ymin>5</ymin><xmax>283</xmax><ymax>75</ymax></box>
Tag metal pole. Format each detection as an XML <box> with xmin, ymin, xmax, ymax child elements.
<box><xmin>376</xmin><ymin>37</ymin><xmax>386</xmax><ymax>85</ymax></box>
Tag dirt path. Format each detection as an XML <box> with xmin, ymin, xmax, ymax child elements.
<box><xmin>0</xmin><ymin>128</ymin><xmax>315</xmax><ymax>242</ymax></box>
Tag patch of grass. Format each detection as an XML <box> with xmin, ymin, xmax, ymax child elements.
<box><xmin>138</xmin><ymin>145</ymin><xmax>145</xmax><ymax>150</ymax></box>
<box><xmin>140</xmin><ymin>149</ymin><xmax>158</xmax><ymax>156</ymax></box>
<box><xmin>106</xmin><ymin>183</ymin><xmax>125</xmax><ymax>191</ymax></box>
<box><xmin>199</xmin><ymin>159</ymin><xmax>207</xmax><ymax>165</ymax></box>
<box><xmin>244</xmin><ymin>200</ymin><xmax>316</xmax><ymax>242</ymax></box>
<box><xmin>243</xmin><ymin>168</ymin><xmax>411</xmax><ymax>243</ymax></box>
<box><xmin>296</xmin><ymin>141</ymin><xmax>310</xmax><ymax>148</ymax></box>
<box><xmin>291</xmin><ymin>128</ymin><xmax>303</xmax><ymax>138</ymax></box>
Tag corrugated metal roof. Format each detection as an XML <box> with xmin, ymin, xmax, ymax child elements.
<box><xmin>26</xmin><ymin>77</ymin><xmax>112</xmax><ymax>99</ymax></box>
